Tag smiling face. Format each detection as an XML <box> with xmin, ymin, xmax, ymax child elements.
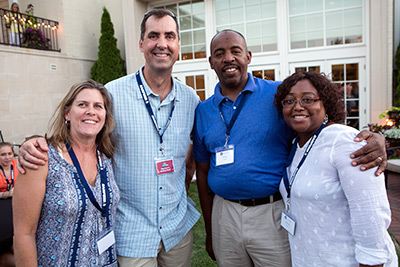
<box><xmin>0</xmin><ymin>145</ymin><xmax>13</xmax><ymax>168</ymax></box>
<box><xmin>282</xmin><ymin>79</ymin><xmax>326</xmax><ymax>145</ymax></box>
<box><xmin>139</xmin><ymin>15</ymin><xmax>180</xmax><ymax>75</ymax></box>
<box><xmin>209</xmin><ymin>31</ymin><xmax>251</xmax><ymax>95</ymax></box>
<box><xmin>64</xmin><ymin>89</ymin><xmax>106</xmax><ymax>143</ymax></box>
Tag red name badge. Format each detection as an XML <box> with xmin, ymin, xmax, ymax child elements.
<box><xmin>155</xmin><ymin>158</ymin><xmax>175</xmax><ymax>175</ymax></box>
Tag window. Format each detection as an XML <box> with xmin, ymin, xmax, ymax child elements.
<box><xmin>331</xmin><ymin>63</ymin><xmax>360</xmax><ymax>129</ymax></box>
<box><xmin>252</xmin><ymin>69</ymin><xmax>275</xmax><ymax>80</ymax></box>
<box><xmin>215</xmin><ymin>0</ymin><xmax>277</xmax><ymax>53</ymax></box>
<box><xmin>186</xmin><ymin>75</ymin><xmax>206</xmax><ymax>101</ymax></box>
<box><xmin>156</xmin><ymin>1</ymin><xmax>206</xmax><ymax>61</ymax></box>
<box><xmin>289</xmin><ymin>0</ymin><xmax>363</xmax><ymax>49</ymax></box>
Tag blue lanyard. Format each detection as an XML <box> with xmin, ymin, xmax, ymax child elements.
<box><xmin>283</xmin><ymin>120</ymin><xmax>327</xmax><ymax>199</ymax></box>
<box><xmin>0</xmin><ymin>165</ymin><xmax>14</xmax><ymax>191</ymax></box>
<box><xmin>218</xmin><ymin>92</ymin><xmax>249</xmax><ymax>146</ymax></box>
<box><xmin>136</xmin><ymin>71</ymin><xmax>175</xmax><ymax>153</ymax></box>
<box><xmin>66</xmin><ymin>143</ymin><xmax>111</xmax><ymax>222</ymax></box>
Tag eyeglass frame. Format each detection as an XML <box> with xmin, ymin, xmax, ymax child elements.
<box><xmin>281</xmin><ymin>97</ymin><xmax>321</xmax><ymax>108</ymax></box>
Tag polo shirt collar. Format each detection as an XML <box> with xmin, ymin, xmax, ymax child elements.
<box><xmin>214</xmin><ymin>72</ymin><xmax>256</xmax><ymax>106</ymax></box>
<box><xmin>136</xmin><ymin>66</ymin><xmax>178</xmax><ymax>104</ymax></box>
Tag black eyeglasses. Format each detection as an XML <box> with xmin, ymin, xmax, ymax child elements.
<box><xmin>281</xmin><ymin>97</ymin><xmax>320</xmax><ymax>108</ymax></box>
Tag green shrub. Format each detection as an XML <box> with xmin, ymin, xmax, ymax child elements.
<box><xmin>91</xmin><ymin>8</ymin><xmax>126</xmax><ymax>85</ymax></box>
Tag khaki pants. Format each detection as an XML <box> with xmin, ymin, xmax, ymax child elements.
<box><xmin>212</xmin><ymin>195</ymin><xmax>291</xmax><ymax>267</ymax></box>
<box><xmin>117</xmin><ymin>230</ymin><xmax>193</xmax><ymax>267</ymax></box>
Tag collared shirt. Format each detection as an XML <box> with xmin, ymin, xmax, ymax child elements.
<box><xmin>105</xmin><ymin>67</ymin><xmax>200</xmax><ymax>257</ymax></box>
<box><xmin>193</xmin><ymin>73</ymin><xmax>293</xmax><ymax>199</ymax></box>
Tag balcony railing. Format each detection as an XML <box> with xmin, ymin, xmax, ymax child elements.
<box><xmin>0</xmin><ymin>8</ymin><xmax>60</xmax><ymax>52</ymax></box>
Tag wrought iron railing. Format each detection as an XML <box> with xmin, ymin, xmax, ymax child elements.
<box><xmin>0</xmin><ymin>8</ymin><xmax>60</xmax><ymax>52</ymax></box>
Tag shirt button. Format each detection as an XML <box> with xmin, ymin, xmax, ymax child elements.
<box><xmin>158</xmin><ymin>108</ymin><xmax>161</xmax><ymax>111</ymax></box>
<box><xmin>233</xmin><ymin>106</ymin><xmax>237</xmax><ymax>109</ymax></box>
<box><xmin>160</xmin><ymin>226</ymin><xmax>162</xmax><ymax>229</ymax></box>
<box><xmin>159</xmin><ymin>187</ymin><xmax>162</xmax><ymax>190</ymax></box>
<box><xmin>158</xmin><ymin>127</ymin><xmax>162</xmax><ymax>131</ymax></box>
<box><xmin>159</xmin><ymin>207</ymin><xmax>162</xmax><ymax>210</ymax></box>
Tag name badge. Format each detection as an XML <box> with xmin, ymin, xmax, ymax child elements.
<box><xmin>97</xmin><ymin>229</ymin><xmax>115</xmax><ymax>255</ymax></box>
<box><xmin>280</xmin><ymin>210</ymin><xmax>296</xmax><ymax>236</ymax></box>
<box><xmin>155</xmin><ymin>157</ymin><xmax>175</xmax><ymax>175</ymax></box>
<box><xmin>215</xmin><ymin>145</ymin><xmax>234</xmax><ymax>166</ymax></box>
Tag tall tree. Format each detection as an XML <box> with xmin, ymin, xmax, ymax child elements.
<box><xmin>91</xmin><ymin>8</ymin><xmax>126</xmax><ymax>85</ymax></box>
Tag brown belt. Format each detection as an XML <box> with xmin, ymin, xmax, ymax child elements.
<box><xmin>224</xmin><ymin>192</ymin><xmax>282</xmax><ymax>207</ymax></box>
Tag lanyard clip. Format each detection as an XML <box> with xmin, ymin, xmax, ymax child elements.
<box><xmin>160</xmin><ymin>143</ymin><xmax>165</xmax><ymax>157</ymax></box>
<box><xmin>224</xmin><ymin>134</ymin><xmax>229</xmax><ymax>148</ymax></box>
<box><xmin>286</xmin><ymin>198</ymin><xmax>290</xmax><ymax>212</ymax></box>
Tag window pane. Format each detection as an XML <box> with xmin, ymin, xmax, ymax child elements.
<box><xmin>264</xmin><ymin>69</ymin><xmax>275</xmax><ymax>80</ymax></box>
<box><xmin>180</xmin><ymin>16</ymin><xmax>192</xmax><ymax>31</ymax></box>
<box><xmin>290</xmin><ymin>16</ymin><xmax>306</xmax><ymax>33</ymax></box>
<box><xmin>295</xmin><ymin>67</ymin><xmax>307</xmax><ymax>72</ymax></box>
<box><xmin>196</xmin><ymin>75</ymin><xmax>205</xmax><ymax>88</ymax></box>
<box><xmin>166</xmin><ymin>4</ymin><xmax>178</xmax><ymax>15</ymax></box>
<box><xmin>262</xmin><ymin>20</ymin><xmax>277</xmax><ymax>37</ymax></box>
<box><xmin>186</xmin><ymin>76</ymin><xmax>195</xmax><ymax>88</ymax></box>
<box><xmin>181</xmin><ymin>46</ymin><xmax>193</xmax><ymax>60</ymax></box>
<box><xmin>194</xmin><ymin>45</ymin><xmax>206</xmax><ymax>58</ymax></box>
<box><xmin>181</xmin><ymin>32</ymin><xmax>192</xmax><ymax>46</ymax></box>
<box><xmin>307</xmin><ymin>14</ymin><xmax>322</xmax><ymax>31</ymax></box>
<box><xmin>247</xmin><ymin>21</ymin><xmax>261</xmax><ymax>39</ymax></box>
<box><xmin>308</xmin><ymin>66</ymin><xmax>320</xmax><ymax>72</ymax></box>
<box><xmin>345</xmin><ymin>26</ymin><xmax>362</xmax><ymax>43</ymax></box>
<box><xmin>193</xmin><ymin>14</ymin><xmax>205</xmax><ymax>28</ymax></box>
<box><xmin>325</xmin><ymin>0</ymin><xmax>343</xmax><ymax>10</ymax></box>
<box><xmin>231</xmin><ymin>24</ymin><xmax>245</xmax><ymax>34</ymax></box>
<box><xmin>230</xmin><ymin>0</ymin><xmax>243</xmax><ymax>8</ymax></box>
<box><xmin>231</xmin><ymin>8</ymin><xmax>244</xmax><ymax>23</ymax></box>
<box><xmin>215</xmin><ymin>0</ymin><xmax>229</xmax><ymax>11</ymax></box>
<box><xmin>216</xmin><ymin>10</ymin><xmax>230</xmax><ymax>25</ymax></box>
<box><xmin>331</xmin><ymin>64</ymin><xmax>344</xmax><ymax>81</ymax></box>
<box><xmin>326</xmin><ymin>11</ymin><xmax>343</xmax><ymax>30</ymax></box>
<box><xmin>306</xmin><ymin>0</ymin><xmax>322</xmax><ymax>12</ymax></box>
<box><xmin>307</xmin><ymin>31</ymin><xmax>323</xmax><ymax>47</ymax></box>
<box><xmin>327</xmin><ymin>29</ymin><xmax>343</xmax><ymax>45</ymax></box>
<box><xmin>346</xmin><ymin>63</ymin><xmax>358</xmax><ymax>80</ymax></box>
<box><xmin>246</xmin><ymin>0</ymin><xmax>260</xmax><ymax>5</ymax></box>
<box><xmin>344</xmin><ymin>0</ymin><xmax>362</xmax><ymax>7</ymax></box>
<box><xmin>344</xmin><ymin>8</ymin><xmax>361</xmax><ymax>27</ymax></box>
<box><xmin>289</xmin><ymin>0</ymin><xmax>305</xmax><ymax>15</ymax></box>
<box><xmin>291</xmin><ymin>33</ymin><xmax>306</xmax><ymax>49</ymax></box>
<box><xmin>246</xmin><ymin>5</ymin><xmax>261</xmax><ymax>20</ymax></box>
<box><xmin>193</xmin><ymin>29</ymin><xmax>205</xmax><ymax>44</ymax></box>
<box><xmin>262</xmin><ymin>35</ymin><xmax>277</xmax><ymax>51</ymax></box>
<box><xmin>179</xmin><ymin>2</ymin><xmax>192</xmax><ymax>15</ymax></box>
<box><xmin>248</xmin><ymin>37</ymin><xmax>262</xmax><ymax>53</ymax></box>
<box><xmin>192</xmin><ymin>0</ymin><xmax>204</xmax><ymax>14</ymax></box>
<box><xmin>252</xmin><ymin>70</ymin><xmax>263</xmax><ymax>78</ymax></box>
<box><xmin>261</xmin><ymin>2</ymin><xmax>276</xmax><ymax>18</ymax></box>
<box><xmin>197</xmin><ymin>90</ymin><xmax>206</xmax><ymax>101</ymax></box>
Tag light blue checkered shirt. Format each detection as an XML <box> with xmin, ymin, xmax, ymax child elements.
<box><xmin>105</xmin><ymin>67</ymin><xmax>200</xmax><ymax>257</ymax></box>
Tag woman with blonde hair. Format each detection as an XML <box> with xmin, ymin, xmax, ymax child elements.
<box><xmin>13</xmin><ymin>80</ymin><xmax>119</xmax><ymax>266</ymax></box>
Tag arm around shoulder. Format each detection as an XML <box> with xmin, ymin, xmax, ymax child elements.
<box><xmin>13</xmin><ymin>151</ymin><xmax>48</xmax><ymax>267</ymax></box>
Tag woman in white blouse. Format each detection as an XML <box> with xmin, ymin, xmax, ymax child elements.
<box><xmin>274</xmin><ymin>71</ymin><xmax>397</xmax><ymax>267</ymax></box>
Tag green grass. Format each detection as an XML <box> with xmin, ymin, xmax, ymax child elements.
<box><xmin>188</xmin><ymin>181</ymin><xmax>218</xmax><ymax>267</ymax></box>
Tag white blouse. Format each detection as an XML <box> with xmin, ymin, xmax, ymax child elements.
<box><xmin>280</xmin><ymin>124</ymin><xmax>397</xmax><ymax>267</ymax></box>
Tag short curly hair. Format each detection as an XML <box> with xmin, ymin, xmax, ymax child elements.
<box><xmin>274</xmin><ymin>72</ymin><xmax>345</xmax><ymax>123</ymax></box>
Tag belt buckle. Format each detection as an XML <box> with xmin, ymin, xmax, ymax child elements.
<box><xmin>270</xmin><ymin>195</ymin><xmax>274</xmax><ymax>203</ymax></box>
<box><xmin>238</xmin><ymin>199</ymin><xmax>242</xmax><ymax>205</ymax></box>
<box><xmin>252</xmin><ymin>199</ymin><xmax>256</xmax><ymax>206</ymax></box>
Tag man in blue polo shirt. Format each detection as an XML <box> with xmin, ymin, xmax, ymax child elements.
<box><xmin>192</xmin><ymin>30</ymin><xmax>386</xmax><ymax>267</ymax></box>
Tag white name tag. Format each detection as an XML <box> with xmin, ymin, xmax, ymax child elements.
<box><xmin>97</xmin><ymin>229</ymin><xmax>115</xmax><ymax>255</ymax></box>
<box><xmin>215</xmin><ymin>145</ymin><xmax>234</xmax><ymax>166</ymax></box>
<box><xmin>281</xmin><ymin>210</ymin><xmax>296</xmax><ymax>236</ymax></box>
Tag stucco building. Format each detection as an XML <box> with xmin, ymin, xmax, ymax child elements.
<box><xmin>0</xmin><ymin>0</ymin><xmax>397</xmax><ymax>144</ymax></box>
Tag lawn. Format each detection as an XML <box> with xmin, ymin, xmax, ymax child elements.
<box><xmin>188</xmin><ymin>181</ymin><xmax>218</xmax><ymax>267</ymax></box>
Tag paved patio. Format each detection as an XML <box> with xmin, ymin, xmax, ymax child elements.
<box><xmin>388</xmin><ymin>171</ymin><xmax>400</xmax><ymax>243</ymax></box>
